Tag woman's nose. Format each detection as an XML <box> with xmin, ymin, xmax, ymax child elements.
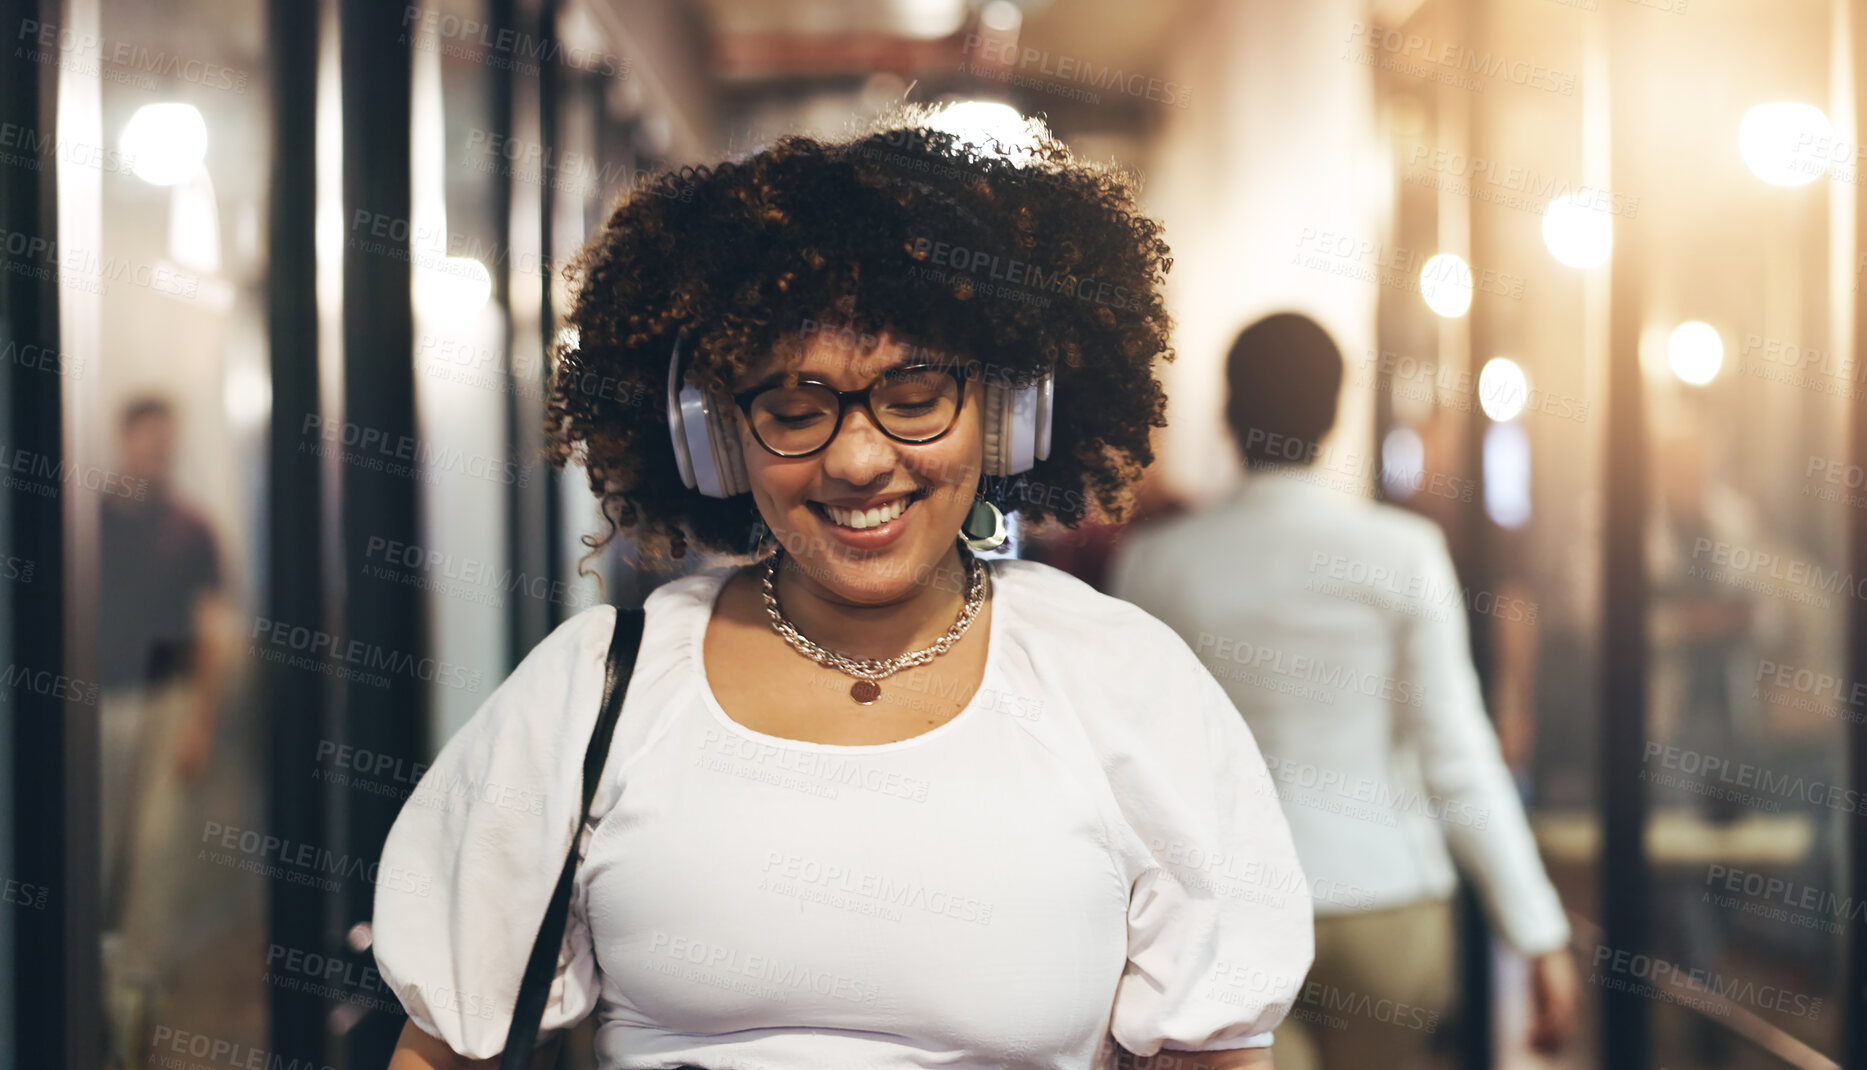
<box><xmin>819</xmin><ymin>405</ymin><xmax>899</xmax><ymax>487</ymax></box>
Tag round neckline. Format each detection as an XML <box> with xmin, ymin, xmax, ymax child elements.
<box><xmin>689</xmin><ymin>555</ymin><xmax>1010</xmax><ymax>754</ymax></box>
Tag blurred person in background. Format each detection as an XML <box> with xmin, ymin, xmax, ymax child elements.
<box><xmin>1645</xmin><ymin>399</ymin><xmax>1786</xmax><ymax>1065</ymax></box>
<box><xmin>1108</xmin><ymin>313</ymin><xmax>1577</xmax><ymax>1070</ymax></box>
<box><xmin>97</xmin><ymin>394</ymin><xmax>232</xmax><ymax>1068</ymax></box>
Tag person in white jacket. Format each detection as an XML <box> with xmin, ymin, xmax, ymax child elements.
<box><xmin>1107</xmin><ymin>313</ymin><xmax>1578</xmax><ymax>1070</ymax></box>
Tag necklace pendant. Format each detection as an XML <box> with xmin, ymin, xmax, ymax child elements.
<box><xmin>850</xmin><ymin>679</ymin><xmax>881</xmax><ymax>705</ymax></box>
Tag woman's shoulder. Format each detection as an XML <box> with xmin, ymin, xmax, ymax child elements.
<box><xmin>992</xmin><ymin>556</ymin><xmax>1203</xmax><ymax>697</ymax></box>
<box><xmin>995</xmin><ymin>556</ymin><xmax>1188</xmax><ymax>646</ymax></box>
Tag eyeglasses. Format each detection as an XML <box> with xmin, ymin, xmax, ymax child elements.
<box><xmin>730</xmin><ymin>363</ymin><xmax>971</xmax><ymax>458</ymax></box>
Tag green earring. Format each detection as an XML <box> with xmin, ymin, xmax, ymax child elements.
<box><xmin>961</xmin><ymin>498</ymin><xmax>1007</xmax><ymax>552</ymax></box>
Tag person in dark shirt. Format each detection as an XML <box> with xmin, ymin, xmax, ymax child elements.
<box><xmin>98</xmin><ymin>394</ymin><xmax>231</xmax><ymax>1070</ymax></box>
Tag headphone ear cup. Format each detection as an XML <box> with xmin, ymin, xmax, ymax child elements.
<box><xmin>709</xmin><ymin>403</ymin><xmax>751</xmax><ymax>497</ymax></box>
<box><xmin>980</xmin><ymin>374</ymin><xmax>1010</xmax><ymax>476</ymax></box>
<box><xmin>1033</xmin><ymin>370</ymin><xmax>1054</xmax><ymax>463</ymax></box>
<box><xmin>666</xmin><ymin>342</ymin><xmax>701</xmax><ymax>491</ymax></box>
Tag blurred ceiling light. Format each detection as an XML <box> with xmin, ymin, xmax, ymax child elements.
<box><xmin>1667</xmin><ymin>321</ymin><xmax>1723</xmax><ymax>384</ymax></box>
<box><xmin>224</xmin><ymin>356</ymin><xmax>272</xmax><ymax>432</ymax></box>
<box><xmin>1420</xmin><ymin>253</ymin><xmax>1473</xmax><ymax>318</ymax></box>
<box><xmin>1478</xmin><ymin>357</ymin><xmax>1529</xmax><ymax>421</ymax></box>
<box><xmin>1541</xmin><ymin>194</ymin><xmax>1612</xmax><ymax>268</ymax></box>
<box><xmin>1739</xmin><ymin>102</ymin><xmax>1832</xmax><ymax>187</ymax></box>
<box><xmin>1380</xmin><ymin>426</ymin><xmax>1425</xmax><ymax>500</ymax></box>
<box><xmin>1483</xmin><ymin>422</ymin><xmax>1531</xmax><ymax>529</ymax></box>
<box><xmin>415</xmin><ymin>258</ymin><xmax>493</xmax><ymax>321</ymax></box>
<box><xmin>121</xmin><ymin>102</ymin><xmax>209</xmax><ymax>185</ymax></box>
<box><xmin>980</xmin><ymin>0</ymin><xmax>1023</xmax><ymax>32</ymax></box>
<box><xmin>169</xmin><ymin>170</ymin><xmax>222</xmax><ymax>274</ymax></box>
<box><xmin>927</xmin><ymin>101</ymin><xmax>1039</xmax><ymax>164</ymax></box>
<box><xmin>896</xmin><ymin>0</ymin><xmax>968</xmax><ymax>38</ymax></box>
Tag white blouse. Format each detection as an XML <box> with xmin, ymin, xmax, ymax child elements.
<box><xmin>372</xmin><ymin>557</ymin><xmax>1313</xmax><ymax>1070</ymax></box>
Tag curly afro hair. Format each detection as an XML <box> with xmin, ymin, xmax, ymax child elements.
<box><xmin>543</xmin><ymin>102</ymin><xmax>1176</xmax><ymax>564</ymax></box>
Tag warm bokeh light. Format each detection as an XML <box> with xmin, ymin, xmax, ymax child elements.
<box><xmin>1380</xmin><ymin>426</ymin><xmax>1425</xmax><ymax>499</ymax></box>
<box><xmin>415</xmin><ymin>257</ymin><xmax>493</xmax><ymax>320</ymax></box>
<box><xmin>1484</xmin><ymin>421</ymin><xmax>1531</xmax><ymax>529</ymax></box>
<box><xmin>1541</xmin><ymin>194</ymin><xmax>1613</xmax><ymax>268</ymax></box>
<box><xmin>1668</xmin><ymin>321</ymin><xmax>1724</xmax><ymax>384</ymax></box>
<box><xmin>979</xmin><ymin>0</ymin><xmax>1022</xmax><ymax>32</ymax></box>
<box><xmin>120</xmin><ymin>102</ymin><xmax>209</xmax><ymax>185</ymax></box>
<box><xmin>1420</xmin><ymin>253</ymin><xmax>1473</xmax><ymax>317</ymax></box>
<box><xmin>927</xmin><ymin>101</ymin><xmax>1038</xmax><ymax>162</ymax></box>
<box><xmin>1739</xmin><ymin>102</ymin><xmax>1832</xmax><ymax>187</ymax></box>
<box><xmin>1478</xmin><ymin>357</ymin><xmax>1529</xmax><ymax>422</ymax></box>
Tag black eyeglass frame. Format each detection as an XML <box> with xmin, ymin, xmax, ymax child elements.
<box><xmin>728</xmin><ymin>362</ymin><xmax>973</xmax><ymax>459</ymax></box>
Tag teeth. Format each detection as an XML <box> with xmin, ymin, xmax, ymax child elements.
<box><xmin>823</xmin><ymin>496</ymin><xmax>912</xmax><ymax>530</ymax></box>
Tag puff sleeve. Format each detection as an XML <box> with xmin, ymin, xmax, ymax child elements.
<box><xmin>371</xmin><ymin>604</ymin><xmax>619</xmax><ymax>1059</ymax></box>
<box><xmin>1095</xmin><ymin>614</ymin><xmax>1316</xmax><ymax>1056</ymax></box>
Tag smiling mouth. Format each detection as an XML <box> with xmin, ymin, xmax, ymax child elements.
<box><xmin>810</xmin><ymin>489</ymin><xmax>930</xmax><ymax>530</ymax></box>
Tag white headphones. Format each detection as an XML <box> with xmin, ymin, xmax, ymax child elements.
<box><xmin>666</xmin><ymin>333</ymin><xmax>1054</xmax><ymax>498</ymax></box>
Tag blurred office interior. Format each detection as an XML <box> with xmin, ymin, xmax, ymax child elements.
<box><xmin>3</xmin><ymin>0</ymin><xmax>1866</xmax><ymax>1067</ymax></box>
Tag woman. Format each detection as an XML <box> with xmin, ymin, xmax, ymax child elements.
<box><xmin>376</xmin><ymin>104</ymin><xmax>1313</xmax><ymax>1070</ymax></box>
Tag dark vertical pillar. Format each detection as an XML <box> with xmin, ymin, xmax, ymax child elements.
<box><xmin>1600</xmin><ymin>10</ymin><xmax>1650</xmax><ymax>1067</ymax></box>
<box><xmin>1456</xmin><ymin>0</ymin><xmax>1497</xmax><ymax>1061</ymax></box>
<box><xmin>1846</xmin><ymin>4</ymin><xmax>1867</xmax><ymax>1065</ymax></box>
<box><xmin>489</xmin><ymin>0</ymin><xmax>524</xmax><ymax>668</ymax></box>
<box><xmin>2</xmin><ymin>0</ymin><xmax>75</xmax><ymax>1062</ymax></box>
<box><xmin>338</xmin><ymin>0</ymin><xmax>423</xmax><ymax>1062</ymax></box>
<box><xmin>537</xmin><ymin>0</ymin><xmax>566</xmax><ymax>633</ymax></box>
<box><xmin>266</xmin><ymin>0</ymin><xmax>328</xmax><ymax>1063</ymax></box>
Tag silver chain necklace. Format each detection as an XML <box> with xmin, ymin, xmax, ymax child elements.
<box><xmin>760</xmin><ymin>543</ymin><xmax>987</xmax><ymax>706</ymax></box>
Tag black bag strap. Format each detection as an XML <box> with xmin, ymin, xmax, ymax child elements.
<box><xmin>500</xmin><ymin>605</ymin><xmax>647</xmax><ymax>1070</ymax></box>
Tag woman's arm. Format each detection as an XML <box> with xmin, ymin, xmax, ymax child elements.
<box><xmin>386</xmin><ymin>1020</ymin><xmax>562</xmax><ymax>1070</ymax></box>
